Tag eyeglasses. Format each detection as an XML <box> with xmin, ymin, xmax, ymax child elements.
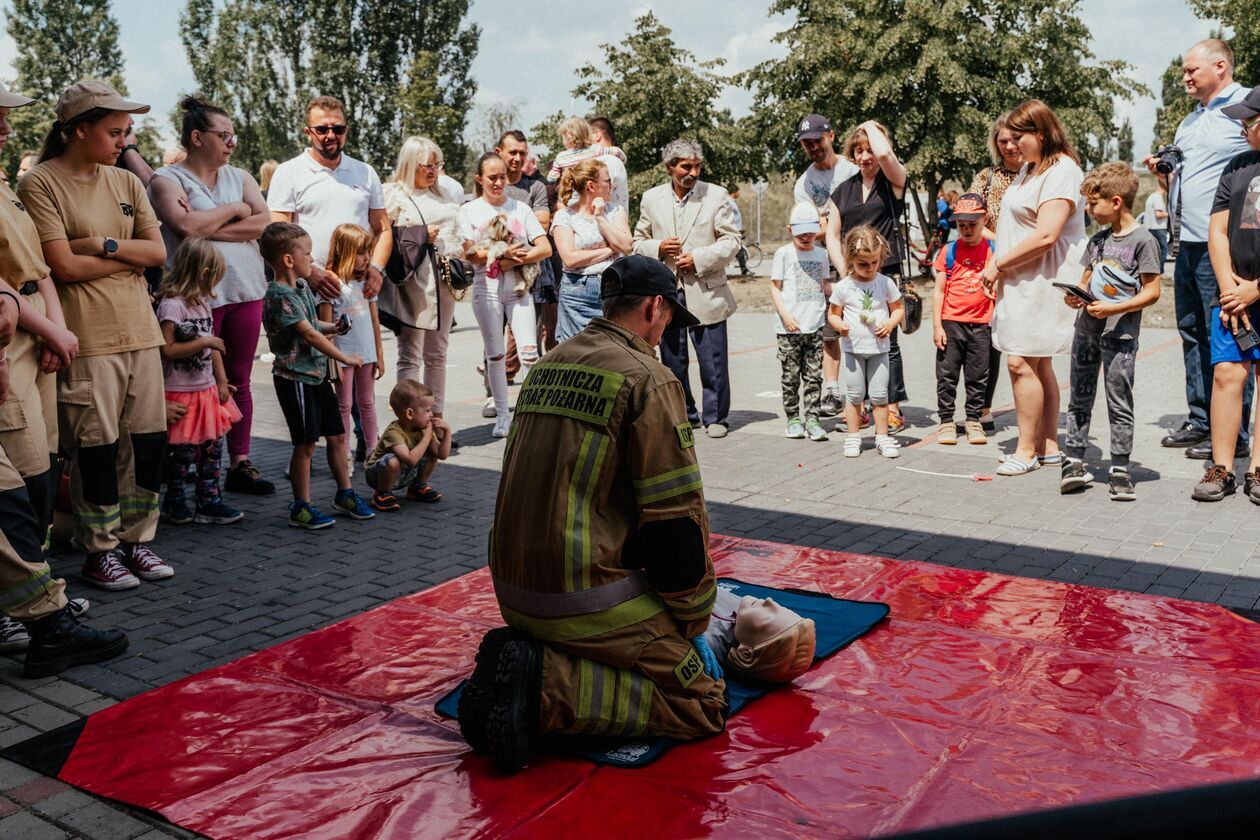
<box><xmin>201</xmin><ymin>129</ymin><xmax>236</xmax><ymax>145</ymax></box>
<box><xmin>309</xmin><ymin>124</ymin><xmax>348</xmax><ymax>136</ymax></box>
<box><xmin>596</xmin><ymin>178</ymin><xmax>611</xmax><ymax>184</ymax></box>
<box><xmin>421</xmin><ymin>162</ymin><xmax>444</xmax><ymax>171</ymax></box>
<box><xmin>1242</xmin><ymin>115</ymin><xmax>1260</xmax><ymax>134</ymax></box>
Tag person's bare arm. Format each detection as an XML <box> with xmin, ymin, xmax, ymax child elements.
<box><xmin>983</xmin><ymin>199</ymin><xmax>1073</xmax><ymax>284</ymax></box>
<box><xmin>932</xmin><ymin>269</ymin><xmax>947</xmax><ymax>350</ymax></box>
<box><xmin>270</xmin><ymin>210</ymin><xmax>294</xmax><ymax>223</ymax></box>
<box><xmin>150</xmin><ymin>176</ymin><xmax>248</xmax><ymax>239</ymax></box>
<box><xmin>18</xmin><ymin>277</ymin><xmax>77</xmax><ymax>372</ymax></box>
<box><xmin>362</xmin><ymin>208</ymin><xmax>389</xmax><ymax>297</ymax></box>
<box><xmin>429</xmin><ymin>417</ymin><xmax>453</xmax><ymax>460</ymax></box>
<box><xmin>45</xmin><ymin>227</ymin><xmax>166</xmax><ymax>283</ymax></box>
<box><xmin>824</xmin><ymin>201</ymin><xmax>846</xmax><ymax>276</ymax></box>
<box><xmin>160</xmin><ymin>320</ymin><xmax>225</xmax><ymax>360</ymax></box>
<box><xmin>394</xmin><ymin>425</ymin><xmax>434</xmax><ymax>467</ymax></box>
<box><xmin>292</xmin><ymin>317</ymin><xmax>362</xmax><ymax>366</ymax></box>
<box><xmin>862</xmin><ymin>120</ymin><xmax>908</xmax><ymax>195</ymax></box>
<box><xmin>553</xmin><ymin>225</ymin><xmax>614</xmax><ymax>269</ymax></box>
<box><xmin>207</xmin><ymin>172</ymin><xmax>271</xmax><ymax>241</ymax></box>
<box><xmin>769</xmin><ymin>278</ymin><xmax>799</xmax><ymax>333</ymax></box>
<box><xmin>595</xmin><ymin>210</ymin><xmax>632</xmax><ymax>254</ymax></box>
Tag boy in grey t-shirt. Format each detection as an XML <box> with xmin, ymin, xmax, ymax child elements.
<box><xmin>1060</xmin><ymin>163</ymin><xmax>1163</xmax><ymax>500</ymax></box>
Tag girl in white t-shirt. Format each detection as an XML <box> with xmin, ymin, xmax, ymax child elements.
<box><xmin>827</xmin><ymin>226</ymin><xmax>904</xmax><ymax>458</ymax></box>
<box><xmin>457</xmin><ymin>154</ymin><xmax>552</xmax><ymax>437</ymax></box>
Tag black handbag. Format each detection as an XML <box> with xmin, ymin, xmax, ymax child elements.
<box><xmin>898</xmin><ymin>274</ymin><xmax>924</xmax><ymax>335</ymax></box>
<box><xmin>386</xmin><ymin>192</ymin><xmax>473</xmax><ymax>299</ymax></box>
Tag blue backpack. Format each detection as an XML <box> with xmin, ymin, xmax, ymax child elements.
<box><xmin>944</xmin><ymin>238</ymin><xmax>992</xmax><ymax>273</ymax></box>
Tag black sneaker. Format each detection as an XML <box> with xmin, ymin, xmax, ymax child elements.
<box><xmin>1108</xmin><ymin>468</ymin><xmax>1136</xmax><ymax>502</ymax></box>
<box><xmin>355</xmin><ymin>438</ymin><xmax>367</xmax><ymax>463</ymax></box>
<box><xmin>486</xmin><ymin>639</ymin><xmax>541</xmax><ymax>775</ymax></box>
<box><xmin>1059</xmin><ymin>460</ymin><xmax>1093</xmax><ymax>494</ymax></box>
<box><xmin>1186</xmin><ymin>439</ymin><xmax>1250</xmax><ymax>461</ymax></box>
<box><xmin>224</xmin><ymin>460</ymin><xmax>275</xmax><ymax>495</ymax></box>
<box><xmin>458</xmin><ymin>627</ymin><xmax>522</xmax><ymax>754</ymax></box>
<box><xmin>22</xmin><ymin>604</ymin><xmax>128</xmax><ymax>678</ymax></box>
<box><xmin>1192</xmin><ymin>464</ymin><xmax>1237</xmax><ymax>502</ymax></box>
<box><xmin>1162</xmin><ymin>422</ymin><xmax>1209</xmax><ymax>448</ymax></box>
<box><xmin>820</xmin><ymin>393</ymin><xmax>841</xmax><ymax>418</ymax></box>
<box><xmin>1244</xmin><ymin>470</ymin><xmax>1260</xmax><ymax>505</ymax></box>
<box><xmin>161</xmin><ymin>495</ymin><xmax>194</xmax><ymax>525</ymax></box>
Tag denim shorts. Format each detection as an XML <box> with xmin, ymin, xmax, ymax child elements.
<box><xmin>556</xmin><ymin>272</ymin><xmax>604</xmax><ymax>342</ymax></box>
<box><xmin>1210</xmin><ymin>306</ymin><xmax>1260</xmax><ymax>364</ymax></box>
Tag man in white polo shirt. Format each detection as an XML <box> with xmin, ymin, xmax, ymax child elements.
<box><xmin>267</xmin><ymin>95</ymin><xmax>388</xmax><ymax>299</ymax></box>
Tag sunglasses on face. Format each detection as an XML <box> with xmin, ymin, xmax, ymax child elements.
<box><xmin>309</xmin><ymin>124</ymin><xmax>348</xmax><ymax>136</ymax></box>
<box><xmin>1242</xmin><ymin>115</ymin><xmax>1260</xmax><ymax>134</ymax></box>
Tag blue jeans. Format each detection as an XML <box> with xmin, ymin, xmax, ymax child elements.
<box><xmin>659</xmin><ymin>308</ymin><xmax>731</xmax><ymax>428</ymax></box>
<box><xmin>1175</xmin><ymin>241</ymin><xmax>1253</xmax><ymax>440</ymax></box>
<box><xmin>556</xmin><ymin>272</ymin><xmax>604</xmax><ymax>342</ymax></box>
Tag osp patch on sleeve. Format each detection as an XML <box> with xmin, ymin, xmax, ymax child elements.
<box><xmin>673</xmin><ymin>647</ymin><xmax>703</xmax><ymax>688</ymax></box>
<box><xmin>675</xmin><ymin>422</ymin><xmax>695</xmax><ymax>450</ymax></box>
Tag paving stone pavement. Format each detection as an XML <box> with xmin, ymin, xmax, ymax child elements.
<box><xmin>2</xmin><ymin>302</ymin><xmax>1258</xmax><ymax>837</ymax></box>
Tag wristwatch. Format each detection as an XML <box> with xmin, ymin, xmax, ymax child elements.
<box><xmin>120</xmin><ymin>144</ymin><xmax>139</xmax><ymax>155</ymax></box>
<box><xmin>102</xmin><ymin>237</ymin><xmax>119</xmax><ymax>258</ymax></box>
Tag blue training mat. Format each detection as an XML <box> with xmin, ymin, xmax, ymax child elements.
<box><xmin>434</xmin><ymin>578</ymin><xmax>890</xmax><ymax>768</ymax></box>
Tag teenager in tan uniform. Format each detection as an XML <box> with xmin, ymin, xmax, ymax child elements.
<box><xmin>0</xmin><ymin>149</ymin><xmax>127</xmax><ymax>674</ymax></box>
<box><xmin>460</xmin><ymin>255</ymin><xmax>728</xmax><ymax>773</ymax></box>
<box><xmin>18</xmin><ymin>80</ymin><xmax>172</xmax><ymax>590</ymax></box>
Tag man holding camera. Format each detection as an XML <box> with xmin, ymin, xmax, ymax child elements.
<box><xmin>1149</xmin><ymin>39</ymin><xmax>1253</xmax><ymax>459</ymax></box>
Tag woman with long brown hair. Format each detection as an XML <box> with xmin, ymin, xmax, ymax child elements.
<box><xmin>552</xmin><ymin>158</ymin><xmax>631</xmax><ymax>340</ymax></box>
<box><xmin>981</xmin><ymin>99</ymin><xmax>1087</xmax><ymax>476</ymax></box>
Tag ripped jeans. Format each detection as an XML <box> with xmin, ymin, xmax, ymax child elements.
<box><xmin>473</xmin><ymin>271</ymin><xmax>539</xmax><ymax>417</ymax></box>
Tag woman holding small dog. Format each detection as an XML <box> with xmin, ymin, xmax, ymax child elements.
<box><xmin>552</xmin><ymin>159</ymin><xmax>631</xmax><ymax>341</ymax></box>
<box><xmin>458</xmin><ymin>153</ymin><xmax>551</xmax><ymax>438</ymax></box>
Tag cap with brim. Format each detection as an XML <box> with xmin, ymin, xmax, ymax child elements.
<box><xmin>951</xmin><ymin>192</ymin><xmax>987</xmax><ymax>222</ymax></box>
<box><xmin>795</xmin><ymin>114</ymin><xmax>832</xmax><ymax>142</ymax></box>
<box><xmin>55</xmin><ymin>80</ymin><xmax>149</xmax><ymax>124</ymax></box>
<box><xmin>1223</xmin><ymin>87</ymin><xmax>1260</xmax><ymax>122</ymax></box>
<box><xmin>600</xmin><ymin>254</ymin><xmax>701</xmax><ymax>330</ymax></box>
<box><xmin>0</xmin><ymin>82</ymin><xmax>36</xmax><ymax>109</ymax></box>
<box><xmin>790</xmin><ymin>221</ymin><xmax>821</xmax><ymax>235</ymax></box>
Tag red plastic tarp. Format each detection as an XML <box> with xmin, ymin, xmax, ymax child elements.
<box><xmin>42</xmin><ymin>536</ymin><xmax>1260</xmax><ymax>838</ymax></box>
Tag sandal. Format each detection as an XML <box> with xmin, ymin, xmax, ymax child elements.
<box><xmin>407</xmin><ymin>483</ymin><xmax>443</xmax><ymax>503</ymax></box>
<box><xmin>996</xmin><ymin>455</ymin><xmax>1040</xmax><ymax>476</ymax></box>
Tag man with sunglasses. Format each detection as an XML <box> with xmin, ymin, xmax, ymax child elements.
<box><xmin>267</xmin><ymin>95</ymin><xmax>388</xmax><ymax>300</ymax></box>
<box><xmin>793</xmin><ymin>114</ymin><xmax>859</xmax><ymax>419</ymax></box>
<box><xmin>1146</xmin><ymin>40</ymin><xmax>1254</xmax><ymax>460</ymax></box>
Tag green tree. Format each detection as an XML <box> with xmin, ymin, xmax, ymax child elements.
<box><xmin>741</xmin><ymin>0</ymin><xmax>1147</xmax><ymax>232</ymax></box>
<box><xmin>1192</xmin><ymin>1</ymin><xmax>1260</xmax><ymax>81</ymax></box>
<box><xmin>1116</xmin><ymin>118</ymin><xmax>1134</xmax><ymax>164</ymax></box>
<box><xmin>1152</xmin><ymin>56</ymin><xmax>1194</xmax><ymax>150</ymax></box>
<box><xmin>179</xmin><ymin>0</ymin><xmax>479</xmax><ymax>177</ymax></box>
<box><xmin>2</xmin><ymin>0</ymin><xmax>127</xmax><ymax>176</ymax></box>
<box><xmin>555</xmin><ymin>12</ymin><xmax>752</xmax><ymax>210</ymax></box>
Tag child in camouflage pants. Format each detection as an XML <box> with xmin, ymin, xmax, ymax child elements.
<box><xmin>771</xmin><ymin>203</ymin><xmax>831</xmax><ymax>441</ymax></box>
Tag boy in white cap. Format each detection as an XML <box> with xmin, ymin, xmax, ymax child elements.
<box><xmin>770</xmin><ymin>202</ymin><xmax>831</xmax><ymax>441</ymax></box>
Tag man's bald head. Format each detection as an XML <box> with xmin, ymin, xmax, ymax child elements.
<box><xmin>1183</xmin><ymin>39</ymin><xmax>1235</xmax><ymax>104</ymax></box>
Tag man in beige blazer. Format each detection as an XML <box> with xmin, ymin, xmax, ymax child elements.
<box><xmin>633</xmin><ymin>139</ymin><xmax>741</xmax><ymax>437</ymax></box>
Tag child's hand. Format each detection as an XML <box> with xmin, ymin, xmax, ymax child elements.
<box><xmin>781</xmin><ymin>313</ymin><xmax>800</xmax><ymax>333</ymax></box>
<box><xmin>933</xmin><ymin>325</ymin><xmax>947</xmax><ymax>350</ymax></box>
<box><xmin>374</xmin><ymin>358</ymin><xmax>385</xmax><ymax>380</ymax></box>
<box><xmin>874</xmin><ymin>320</ymin><xmax>894</xmax><ymax>338</ymax></box>
<box><xmin>1064</xmin><ymin>292</ymin><xmax>1085</xmax><ymax>309</ymax></box>
<box><xmin>835</xmin><ymin>320</ymin><xmax>850</xmax><ymax>336</ymax></box>
<box><xmin>343</xmin><ymin>354</ymin><xmax>364</xmax><ymax>367</ymax></box>
<box><xmin>1085</xmin><ymin>300</ymin><xmax>1122</xmax><ymax>319</ymax></box>
<box><xmin>202</xmin><ymin>335</ymin><xmax>227</xmax><ymax>354</ymax></box>
<box><xmin>217</xmin><ymin>382</ymin><xmax>236</xmax><ymax>404</ymax></box>
<box><xmin>431</xmin><ymin>417</ymin><xmax>450</xmax><ymax>439</ymax></box>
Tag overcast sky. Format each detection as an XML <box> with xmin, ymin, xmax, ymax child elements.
<box><xmin>0</xmin><ymin>0</ymin><xmax>1223</xmax><ymax>157</ymax></box>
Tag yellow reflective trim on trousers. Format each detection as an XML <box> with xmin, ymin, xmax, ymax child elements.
<box><xmin>499</xmin><ymin>590</ymin><xmax>667</xmax><ymax>642</ymax></box>
<box><xmin>634</xmin><ymin>677</ymin><xmax>653</xmax><ymax>734</ymax></box>
<box><xmin>577</xmin><ymin>658</ymin><xmax>594</xmax><ymax>733</ymax></box>
<box><xmin>633</xmin><ymin>463</ymin><xmax>703</xmax><ymax>505</ymax></box>
<box><xmin>564</xmin><ymin>431</ymin><xmax>609</xmax><ymax>592</ymax></box>
<box><xmin>610</xmin><ymin>670</ymin><xmax>631</xmax><ymax>734</ymax></box>
<box><xmin>74</xmin><ymin>508</ymin><xmax>121</xmax><ymax>527</ymax></box>
<box><xmin>0</xmin><ymin>567</ymin><xmax>56</xmax><ymax>610</ymax></box>
<box><xmin>597</xmin><ymin>664</ymin><xmax>615</xmax><ymax>733</ymax></box>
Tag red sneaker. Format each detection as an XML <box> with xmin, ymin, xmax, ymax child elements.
<box><xmin>82</xmin><ymin>549</ymin><xmax>141</xmax><ymax>591</ymax></box>
<box><xmin>406</xmin><ymin>483</ymin><xmax>442</xmax><ymax>503</ymax></box>
<box><xmin>371</xmin><ymin>492</ymin><xmax>401</xmax><ymax>512</ymax></box>
<box><xmin>121</xmin><ymin>543</ymin><xmax>174</xmax><ymax>581</ymax></box>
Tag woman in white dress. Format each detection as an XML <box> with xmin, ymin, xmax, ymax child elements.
<box><xmin>373</xmin><ymin>136</ymin><xmax>462</xmax><ymax>419</ymax></box>
<box><xmin>982</xmin><ymin>99</ymin><xmax>1087</xmax><ymax>476</ymax></box>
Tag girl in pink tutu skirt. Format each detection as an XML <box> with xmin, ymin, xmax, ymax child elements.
<box><xmin>157</xmin><ymin>238</ymin><xmax>244</xmax><ymax>525</ymax></box>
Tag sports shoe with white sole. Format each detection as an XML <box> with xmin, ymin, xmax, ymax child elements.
<box><xmin>482</xmin><ymin>398</ymin><xmax>498</xmax><ymax>418</ymax></box>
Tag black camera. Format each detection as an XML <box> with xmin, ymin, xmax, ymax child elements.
<box><xmin>1153</xmin><ymin>144</ymin><xmax>1184</xmax><ymax>175</ymax></box>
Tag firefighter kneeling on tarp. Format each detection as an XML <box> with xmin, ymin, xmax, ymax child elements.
<box><xmin>459</xmin><ymin>255</ymin><xmax>728</xmax><ymax>774</ymax></box>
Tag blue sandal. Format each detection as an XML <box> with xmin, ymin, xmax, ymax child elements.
<box><xmin>996</xmin><ymin>455</ymin><xmax>1041</xmax><ymax>476</ymax></box>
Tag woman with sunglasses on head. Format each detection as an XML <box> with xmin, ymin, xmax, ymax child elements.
<box><xmin>148</xmin><ymin>95</ymin><xmax>273</xmax><ymax>496</ymax></box>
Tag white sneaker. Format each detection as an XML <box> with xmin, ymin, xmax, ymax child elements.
<box><xmin>481</xmin><ymin>398</ymin><xmax>497</xmax><ymax>418</ymax></box>
<box><xmin>844</xmin><ymin>436</ymin><xmax>862</xmax><ymax>458</ymax></box>
<box><xmin>877</xmin><ymin>435</ymin><xmax>900</xmax><ymax>459</ymax></box>
<box><xmin>492</xmin><ymin>415</ymin><xmax>511</xmax><ymax>438</ymax></box>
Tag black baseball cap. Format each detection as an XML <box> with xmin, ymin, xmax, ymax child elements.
<box><xmin>600</xmin><ymin>255</ymin><xmax>701</xmax><ymax>329</ymax></box>
<box><xmin>1223</xmin><ymin>87</ymin><xmax>1260</xmax><ymax>121</ymax></box>
<box><xmin>796</xmin><ymin>114</ymin><xmax>833</xmax><ymax>141</ymax></box>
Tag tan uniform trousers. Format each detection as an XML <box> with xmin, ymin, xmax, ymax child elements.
<box><xmin>0</xmin><ymin>293</ymin><xmax>56</xmax><ymax>478</ymax></box>
<box><xmin>0</xmin><ymin>441</ymin><xmax>66</xmax><ymax>621</ymax></box>
<box><xmin>58</xmin><ymin>348</ymin><xmax>166</xmax><ymax>554</ymax></box>
<box><xmin>536</xmin><ymin>618</ymin><xmax>728</xmax><ymax>741</ymax></box>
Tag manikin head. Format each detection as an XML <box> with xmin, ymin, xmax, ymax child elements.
<box><xmin>726</xmin><ymin>595</ymin><xmax>816</xmax><ymax>683</ymax></box>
